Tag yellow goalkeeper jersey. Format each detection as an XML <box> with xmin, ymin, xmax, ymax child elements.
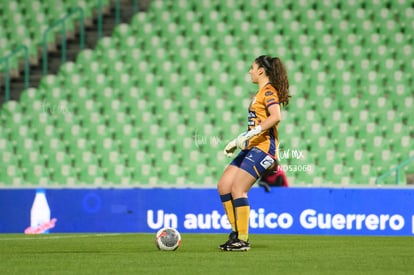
<box><xmin>246</xmin><ymin>82</ymin><xmax>280</xmax><ymax>158</ymax></box>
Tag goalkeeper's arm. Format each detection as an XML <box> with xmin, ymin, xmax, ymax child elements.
<box><xmin>236</xmin><ymin>104</ymin><xmax>281</xmax><ymax>149</ymax></box>
<box><xmin>257</xmin><ymin>103</ymin><xmax>281</xmax><ymax>131</ymax></box>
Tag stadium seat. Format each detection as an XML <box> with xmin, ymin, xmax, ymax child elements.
<box><xmin>0</xmin><ymin>155</ymin><xmax>24</xmax><ymax>186</ymax></box>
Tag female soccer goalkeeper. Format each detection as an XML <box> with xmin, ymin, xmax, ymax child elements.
<box><xmin>217</xmin><ymin>55</ymin><xmax>290</xmax><ymax>251</ymax></box>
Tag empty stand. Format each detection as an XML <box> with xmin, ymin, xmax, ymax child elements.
<box><xmin>0</xmin><ymin>0</ymin><xmax>413</xmax><ymax>186</ymax></box>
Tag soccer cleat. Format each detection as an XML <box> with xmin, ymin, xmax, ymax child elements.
<box><xmin>219</xmin><ymin>231</ymin><xmax>238</xmax><ymax>250</ymax></box>
<box><xmin>225</xmin><ymin>239</ymin><xmax>251</xmax><ymax>252</ymax></box>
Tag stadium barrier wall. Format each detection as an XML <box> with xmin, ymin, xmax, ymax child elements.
<box><xmin>1</xmin><ymin>187</ymin><xmax>413</xmax><ymax>236</ymax></box>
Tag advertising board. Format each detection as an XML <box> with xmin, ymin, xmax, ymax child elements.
<box><xmin>0</xmin><ymin>187</ymin><xmax>413</xmax><ymax>236</ymax></box>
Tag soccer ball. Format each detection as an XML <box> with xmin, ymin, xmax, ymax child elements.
<box><xmin>155</xmin><ymin>227</ymin><xmax>181</xmax><ymax>251</ymax></box>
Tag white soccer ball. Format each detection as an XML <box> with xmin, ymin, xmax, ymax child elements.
<box><xmin>155</xmin><ymin>227</ymin><xmax>181</xmax><ymax>251</ymax></box>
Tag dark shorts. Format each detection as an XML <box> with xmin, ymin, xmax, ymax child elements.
<box><xmin>230</xmin><ymin>147</ymin><xmax>275</xmax><ymax>179</ymax></box>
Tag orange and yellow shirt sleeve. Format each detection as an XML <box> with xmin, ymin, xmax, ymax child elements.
<box><xmin>246</xmin><ymin>83</ymin><xmax>280</xmax><ymax>158</ymax></box>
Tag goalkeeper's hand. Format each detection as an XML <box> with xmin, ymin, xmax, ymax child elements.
<box><xmin>223</xmin><ymin>139</ymin><xmax>237</xmax><ymax>158</ymax></box>
<box><xmin>236</xmin><ymin>125</ymin><xmax>262</xmax><ymax>150</ymax></box>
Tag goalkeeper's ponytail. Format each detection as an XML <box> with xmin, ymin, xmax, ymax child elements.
<box><xmin>256</xmin><ymin>55</ymin><xmax>290</xmax><ymax>106</ymax></box>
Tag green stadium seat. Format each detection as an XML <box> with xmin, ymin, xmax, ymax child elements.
<box><xmin>158</xmin><ymin>163</ymin><xmax>186</xmax><ymax>185</ymax></box>
<box><xmin>69</xmin><ymin>0</ymin><xmax>96</xmax><ymax>19</ymax></box>
<box><xmin>123</xmin><ymin>138</ymin><xmax>145</xmax><ymax>167</ymax></box>
<box><xmin>76</xmin><ymin>48</ymin><xmax>96</xmax><ymax>65</ymax></box>
<box><xmin>104</xmin><ymin>163</ymin><xmax>132</xmax><ymax>185</ymax></box>
<box><xmin>0</xmin><ymin>156</ymin><xmax>23</xmax><ymax>186</ymax></box>
<box><xmin>49</xmin><ymin>163</ymin><xmax>77</xmax><ymax>185</ymax></box>
<box><xmin>38</xmin><ymin>75</ymin><xmax>62</xmax><ymax>94</ymax></box>
<box><xmin>130</xmin><ymin>163</ymin><xmax>152</xmax><ymax>184</ymax></box>
<box><xmin>77</xmin><ymin>163</ymin><xmax>105</xmax><ymax>185</ymax></box>
<box><xmin>0</xmin><ymin>35</ymin><xmax>10</xmax><ymax>62</ymax></box>
<box><xmin>19</xmin><ymin>88</ymin><xmax>41</xmax><ymax>109</ymax></box>
<box><xmin>394</xmin><ymin>136</ymin><xmax>411</xmax><ymax>157</ymax></box>
<box><xmin>21</xmin><ymin>159</ymin><xmax>50</xmax><ymax>185</ymax></box>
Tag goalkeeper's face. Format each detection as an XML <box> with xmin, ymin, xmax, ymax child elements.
<box><xmin>249</xmin><ymin>62</ymin><xmax>262</xmax><ymax>84</ymax></box>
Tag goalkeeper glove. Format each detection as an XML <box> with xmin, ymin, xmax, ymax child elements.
<box><xmin>223</xmin><ymin>139</ymin><xmax>237</xmax><ymax>158</ymax></box>
<box><xmin>236</xmin><ymin>125</ymin><xmax>262</xmax><ymax>150</ymax></box>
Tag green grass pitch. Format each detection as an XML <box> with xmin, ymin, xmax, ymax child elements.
<box><xmin>1</xmin><ymin>233</ymin><xmax>413</xmax><ymax>275</ymax></box>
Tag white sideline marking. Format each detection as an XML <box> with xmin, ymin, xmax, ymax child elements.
<box><xmin>0</xmin><ymin>233</ymin><xmax>122</xmax><ymax>241</ymax></box>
